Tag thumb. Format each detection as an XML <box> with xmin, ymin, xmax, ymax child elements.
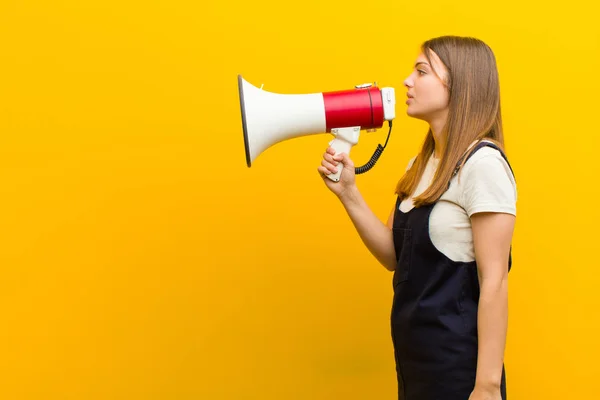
<box><xmin>333</xmin><ymin>152</ymin><xmax>354</xmax><ymax>168</ymax></box>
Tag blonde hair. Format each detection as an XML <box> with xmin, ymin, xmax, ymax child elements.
<box><xmin>396</xmin><ymin>36</ymin><xmax>505</xmax><ymax>207</ymax></box>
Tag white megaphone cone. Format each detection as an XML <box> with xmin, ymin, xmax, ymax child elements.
<box><xmin>238</xmin><ymin>75</ymin><xmax>396</xmax><ymax>182</ymax></box>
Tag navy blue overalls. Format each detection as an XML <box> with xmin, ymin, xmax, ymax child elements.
<box><xmin>390</xmin><ymin>142</ymin><xmax>514</xmax><ymax>400</ymax></box>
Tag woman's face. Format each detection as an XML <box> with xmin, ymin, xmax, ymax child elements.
<box><xmin>403</xmin><ymin>50</ymin><xmax>450</xmax><ymax>124</ymax></box>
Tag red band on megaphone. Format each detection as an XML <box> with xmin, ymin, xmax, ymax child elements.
<box><xmin>323</xmin><ymin>87</ymin><xmax>384</xmax><ymax>132</ymax></box>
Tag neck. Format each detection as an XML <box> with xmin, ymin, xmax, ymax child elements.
<box><xmin>430</xmin><ymin>122</ymin><xmax>445</xmax><ymax>159</ymax></box>
<box><xmin>428</xmin><ymin>110</ymin><xmax>448</xmax><ymax>159</ymax></box>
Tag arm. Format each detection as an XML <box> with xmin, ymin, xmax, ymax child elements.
<box><xmin>470</xmin><ymin>211</ymin><xmax>515</xmax><ymax>393</ymax></box>
<box><xmin>318</xmin><ymin>148</ymin><xmax>398</xmax><ymax>272</ymax></box>
<box><xmin>338</xmin><ymin>185</ymin><xmax>397</xmax><ymax>271</ymax></box>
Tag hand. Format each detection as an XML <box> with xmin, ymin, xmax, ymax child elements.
<box><xmin>317</xmin><ymin>147</ymin><xmax>356</xmax><ymax>199</ymax></box>
<box><xmin>468</xmin><ymin>385</ymin><xmax>502</xmax><ymax>400</ymax></box>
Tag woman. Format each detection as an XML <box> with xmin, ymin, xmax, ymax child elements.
<box><xmin>317</xmin><ymin>36</ymin><xmax>517</xmax><ymax>400</ymax></box>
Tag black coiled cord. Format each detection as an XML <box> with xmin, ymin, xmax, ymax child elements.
<box><xmin>355</xmin><ymin>120</ymin><xmax>393</xmax><ymax>174</ymax></box>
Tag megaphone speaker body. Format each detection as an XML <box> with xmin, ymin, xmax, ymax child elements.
<box><xmin>238</xmin><ymin>75</ymin><xmax>395</xmax><ymax>181</ymax></box>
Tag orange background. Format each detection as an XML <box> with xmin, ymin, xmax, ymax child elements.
<box><xmin>0</xmin><ymin>0</ymin><xmax>599</xmax><ymax>398</ymax></box>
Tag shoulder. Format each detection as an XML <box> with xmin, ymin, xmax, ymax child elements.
<box><xmin>461</xmin><ymin>146</ymin><xmax>515</xmax><ymax>184</ymax></box>
<box><xmin>457</xmin><ymin>145</ymin><xmax>517</xmax><ymax>216</ymax></box>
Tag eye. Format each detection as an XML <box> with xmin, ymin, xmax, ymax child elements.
<box><xmin>417</xmin><ymin>70</ymin><xmax>426</xmax><ymax>76</ymax></box>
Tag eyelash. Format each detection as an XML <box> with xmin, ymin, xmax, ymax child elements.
<box><xmin>417</xmin><ymin>70</ymin><xmax>426</xmax><ymax>76</ymax></box>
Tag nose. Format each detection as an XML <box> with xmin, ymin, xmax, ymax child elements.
<box><xmin>404</xmin><ymin>76</ymin><xmax>413</xmax><ymax>88</ymax></box>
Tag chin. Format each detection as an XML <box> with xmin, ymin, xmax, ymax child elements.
<box><xmin>406</xmin><ymin>107</ymin><xmax>424</xmax><ymax>120</ymax></box>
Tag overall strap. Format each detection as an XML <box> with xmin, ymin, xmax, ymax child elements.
<box><xmin>451</xmin><ymin>141</ymin><xmax>516</xmax><ymax>183</ymax></box>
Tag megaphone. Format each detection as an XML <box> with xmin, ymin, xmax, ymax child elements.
<box><xmin>237</xmin><ymin>75</ymin><xmax>396</xmax><ymax>182</ymax></box>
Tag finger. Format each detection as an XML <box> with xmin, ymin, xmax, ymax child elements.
<box><xmin>326</xmin><ymin>147</ymin><xmax>336</xmax><ymax>155</ymax></box>
<box><xmin>321</xmin><ymin>159</ymin><xmax>338</xmax><ymax>174</ymax></box>
<box><xmin>332</xmin><ymin>152</ymin><xmax>344</xmax><ymax>161</ymax></box>
<box><xmin>323</xmin><ymin>153</ymin><xmax>338</xmax><ymax>165</ymax></box>
<box><xmin>317</xmin><ymin>166</ymin><xmax>331</xmax><ymax>178</ymax></box>
<box><xmin>334</xmin><ymin>152</ymin><xmax>353</xmax><ymax>167</ymax></box>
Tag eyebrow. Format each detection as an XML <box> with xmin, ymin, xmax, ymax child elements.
<box><xmin>415</xmin><ymin>62</ymin><xmax>430</xmax><ymax>68</ymax></box>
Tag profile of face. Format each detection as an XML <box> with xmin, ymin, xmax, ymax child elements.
<box><xmin>403</xmin><ymin>50</ymin><xmax>450</xmax><ymax>124</ymax></box>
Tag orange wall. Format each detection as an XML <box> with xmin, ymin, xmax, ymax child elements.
<box><xmin>0</xmin><ymin>0</ymin><xmax>598</xmax><ymax>398</ymax></box>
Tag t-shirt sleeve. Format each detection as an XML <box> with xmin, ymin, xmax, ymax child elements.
<box><xmin>460</xmin><ymin>153</ymin><xmax>517</xmax><ymax>217</ymax></box>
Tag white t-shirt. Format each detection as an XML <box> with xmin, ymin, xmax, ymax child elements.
<box><xmin>400</xmin><ymin>142</ymin><xmax>517</xmax><ymax>262</ymax></box>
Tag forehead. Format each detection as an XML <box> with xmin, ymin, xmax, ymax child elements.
<box><xmin>416</xmin><ymin>50</ymin><xmax>439</xmax><ymax>63</ymax></box>
<box><xmin>415</xmin><ymin>53</ymin><xmax>429</xmax><ymax>63</ymax></box>
<box><xmin>415</xmin><ymin>50</ymin><xmax>446</xmax><ymax>73</ymax></box>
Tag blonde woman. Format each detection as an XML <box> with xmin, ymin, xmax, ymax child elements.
<box><xmin>318</xmin><ymin>36</ymin><xmax>517</xmax><ymax>400</ymax></box>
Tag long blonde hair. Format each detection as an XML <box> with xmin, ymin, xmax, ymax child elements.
<box><xmin>395</xmin><ymin>36</ymin><xmax>505</xmax><ymax>207</ymax></box>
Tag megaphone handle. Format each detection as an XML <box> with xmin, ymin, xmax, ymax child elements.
<box><xmin>326</xmin><ymin>137</ymin><xmax>355</xmax><ymax>182</ymax></box>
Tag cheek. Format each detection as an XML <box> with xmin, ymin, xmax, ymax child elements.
<box><xmin>436</xmin><ymin>90</ymin><xmax>449</xmax><ymax>107</ymax></box>
<box><xmin>422</xmin><ymin>81</ymin><xmax>448</xmax><ymax>106</ymax></box>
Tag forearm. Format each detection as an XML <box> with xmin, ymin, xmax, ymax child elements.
<box><xmin>339</xmin><ymin>186</ymin><xmax>396</xmax><ymax>271</ymax></box>
<box><xmin>475</xmin><ymin>273</ymin><xmax>509</xmax><ymax>390</ymax></box>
